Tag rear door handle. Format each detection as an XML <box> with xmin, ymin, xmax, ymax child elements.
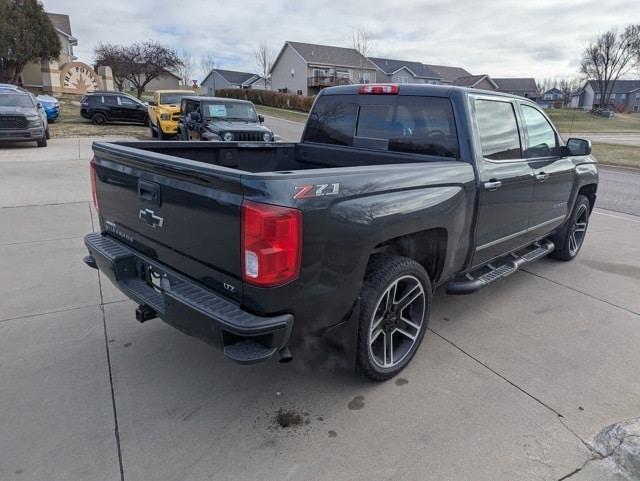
<box><xmin>535</xmin><ymin>172</ymin><xmax>549</xmax><ymax>182</ymax></box>
<box><xmin>484</xmin><ymin>180</ymin><xmax>502</xmax><ymax>191</ymax></box>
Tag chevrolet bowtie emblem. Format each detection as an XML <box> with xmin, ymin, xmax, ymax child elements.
<box><xmin>138</xmin><ymin>208</ymin><xmax>164</xmax><ymax>228</ymax></box>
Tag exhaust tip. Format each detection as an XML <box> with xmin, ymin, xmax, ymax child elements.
<box><xmin>277</xmin><ymin>347</ymin><xmax>293</xmax><ymax>363</ymax></box>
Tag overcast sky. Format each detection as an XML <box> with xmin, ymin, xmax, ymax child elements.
<box><xmin>42</xmin><ymin>0</ymin><xmax>638</xmax><ymax>82</ymax></box>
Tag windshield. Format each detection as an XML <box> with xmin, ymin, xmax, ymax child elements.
<box><xmin>202</xmin><ymin>101</ymin><xmax>258</xmax><ymax>122</ymax></box>
<box><xmin>159</xmin><ymin>92</ymin><xmax>192</xmax><ymax>105</ymax></box>
<box><xmin>0</xmin><ymin>94</ymin><xmax>35</xmax><ymax>108</ymax></box>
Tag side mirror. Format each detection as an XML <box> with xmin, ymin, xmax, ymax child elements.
<box><xmin>37</xmin><ymin>102</ymin><xmax>42</xmax><ymax>109</ymax></box>
<box><xmin>188</xmin><ymin>111</ymin><xmax>201</xmax><ymax>122</ymax></box>
<box><xmin>148</xmin><ymin>100</ymin><xmax>157</xmax><ymax>106</ymax></box>
<box><xmin>566</xmin><ymin>138</ymin><xmax>592</xmax><ymax>156</ymax></box>
<box><xmin>258</xmin><ymin>114</ymin><xmax>264</xmax><ymax>123</ymax></box>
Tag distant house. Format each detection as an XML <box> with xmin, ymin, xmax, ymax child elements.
<box><xmin>369</xmin><ymin>58</ymin><xmax>441</xmax><ymax>84</ymax></box>
<box><xmin>493</xmin><ymin>78</ymin><xmax>538</xmax><ymax>99</ymax></box>
<box><xmin>270</xmin><ymin>41</ymin><xmax>378</xmax><ymax>96</ymax></box>
<box><xmin>201</xmin><ymin>69</ymin><xmax>268</xmax><ymax>95</ymax></box>
<box><xmin>423</xmin><ymin>64</ymin><xmax>472</xmax><ymax>84</ymax></box>
<box><xmin>577</xmin><ymin>79</ymin><xmax>640</xmax><ymax>113</ymax></box>
<box><xmin>453</xmin><ymin>74</ymin><xmax>498</xmax><ymax>90</ymax></box>
<box><xmin>537</xmin><ymin>87</ymin><xmax>564</xmax><ymax>109</ymax></box>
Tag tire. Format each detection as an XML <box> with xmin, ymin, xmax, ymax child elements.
<box><xmin>356</xmin><ymin>255</ymin><xmax>432</xmax><ymax>381</ymax></box>
<box><xmin>36</xmin><ymin>135</ymin><xmax>47</xmax><ymax>147</ymax></box>
<box><xmin>92</xmin><ymin>112</ymin><xmax>106</xmax><ymax>125</ymax></box>
<box><xmin>550</xmin><ymin>195</ymin><xmax>590</xmax><ymax>261</ymax></box>
<box><xmin>143</xmin><ymin>115</ymin><xmax>150</xmax><ymax>127</ymax></box>
<box><xmin>158</xmin><ymin>127</ymin><xmax>169</xmax><ymax>140</ymax></box>
<box><xmin>149</xmin><ymin>121</ymin><xmax>158</xmax><ymax>138</ymax></box>
<box><xmin>45</xmin><ymin>126</ymin><xmax>50</xmax><ymax>139</ymax></box>
<box><xmin>178</xmin><ymin>125</ymin><xmax>188</xmax><ymax>141</ymax></box>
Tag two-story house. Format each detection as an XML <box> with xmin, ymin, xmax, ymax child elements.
<box><xmin>537</xmin><ymin>87</ymin><xmax>564</xmax><ymax>109</ymax></box>
<box><xmin>270</xmin><ymin>41</ymin><xmax>378</xmax><ymax>96</ymax></box>
<box><xmin>201</xmin><ymin>69</ymin><xmax>268</xmax><ymax>95</ymax></box>
<box><xmin>493</xmin><ymin>78</ymin><xmax>539</xmax><ymax>99</ymax></box>
<box><xmin>577</xmin><ymin>80</ymin><xmax>640</xmax><ymax>113</ymax></box>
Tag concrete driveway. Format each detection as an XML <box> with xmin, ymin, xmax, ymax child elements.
<box><xmin>1</xmin><ymin>138</ymin><xmax>639</xmax><ymax>481</ymax></box>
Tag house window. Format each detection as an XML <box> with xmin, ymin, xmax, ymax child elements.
<box><xmin>297</xmin><ymin>89</ymin><xmax>303</xmax><ymax>95</ymax></box>
<box><xmin>620</xmin><ymin>93</ymin><xmax>626</xmax><ymax>100</ymax></box>
<box><xmin>397</xmin><ymin>76</ymin><xmax>410</xmax><ymax>84</ymax></box>
<box><xmin>610</xmin><ymin>93</ymin><xmax>616</xmax><ymax>100</ymax></box>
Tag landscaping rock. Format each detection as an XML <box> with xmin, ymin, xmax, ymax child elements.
<box><xmin>591</xmin><ymin>418</ymin><xmax>640</xmax><ymax>480</ymax></box>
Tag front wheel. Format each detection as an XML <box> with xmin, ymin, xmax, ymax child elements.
<box><xmin>550</xmin><ymin>194</ymin><xmax>590</xmax><ymax>261</ymax></box>
<box><xmin>356</xmin><ymin>255</ymin><xmax>432</xmax><ymax>381</ymax></box>
<box><xmin>149</xmin><ymin>121</ymin><xmax>157</xmax><ymax>138</ymax></box>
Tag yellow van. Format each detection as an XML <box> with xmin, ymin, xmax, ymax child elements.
<box><xmin>148</xmin><ymin>90</ymin><xmax>194</xmax><ymax>139</ymax></box>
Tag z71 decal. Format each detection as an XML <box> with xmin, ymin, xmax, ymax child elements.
<box><xmin>294</xmin><ymin>183</ymin><xmax>340</xmax><ymax>199</ymax></box>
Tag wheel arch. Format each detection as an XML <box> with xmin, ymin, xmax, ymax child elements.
<box><xmin>577</xmin><ymin>183</ymin><xmax>597</xmax><ymax>212</ymax></box>
<box><xmin>369</xmin><ymin>228</ymin><xmax>447</xmax><ymax>285</ymax></box>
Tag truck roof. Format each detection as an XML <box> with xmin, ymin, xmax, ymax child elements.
<box><xmin>181</xmin><ymin>96</ymin><xmax>253</xmax><ymax>104</ymax></box>
<box><xmin>320</xmin><ymin>83</ymin><xmax>536</xmax><ymax>103</ymax></box>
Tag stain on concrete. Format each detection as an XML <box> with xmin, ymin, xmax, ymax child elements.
<box><xmin>328</xmin><ymin>430</ymin><xmax>337</xmax><ymax>438</ymax></box>
<box><xmin>123</xmin><ymin>342</ymin><xmax>132</xmax><ymax>347</ymax></box>
<box><xmin>583</xmin><ymin>260</ymin><xmax>640</xmax><ymax>280</ymax></box>
<box><xmin>274</xmin><ymin>408</ymin><xmax>305</xmax><ymax>429</ymax></box>
<box><xmin>348</xmin><ymin>395</ymin><xmax>365</xmax><ymax>410</ymax></box>
<box><xmin>395</xmin><ymin>378</ymin><xmax>409</xmax><ymax>386</ymax></box>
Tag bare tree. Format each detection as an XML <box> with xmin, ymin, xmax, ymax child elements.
<box><xmin>580</xmin><ymin>25</ymin><xmax>640</xmax><ymax>109</ymax></box>
<box><xmin>254</xmin><ymin>42</ymin><xmax>274</xmax><ymax>90</ymax></box>
<box><xmin>175</xmin><ymin>50</ymin><xmax>195</xmax><ymax>87</ymax></box>
<box><xmin>200</xmin><ymin>54</ymin><xmax>216</xmax><ymax>80</ymax></box>
<box><xmin>351</xmin><ymin>28</ymin><xmax>373</xmax><ymax>83</ymax></box>
<box><xmin>94</xmin><ymin>42</ymin><xmax>130</xmax><ymax>91</ymax></box>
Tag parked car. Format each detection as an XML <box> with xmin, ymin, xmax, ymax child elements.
<box><xmin>80</xmin><ymin>91</ymin><xmax>149</xmax><ymax>126</ymax></box>
<box><xmin>0</xmin><ymin>91</ymin><xmax>49</xmax><ymax>147</ymax></box>
<box><xmin>83</xmin><ymin>84</ymin><xmax>598</xmax><ymax>380</ymax></box>
<box><xmin>148</xmin><ymin>90</ymin><xmax>194</xmax><ymax>140</ymax></box>
<box><xmin>178</xmin><ymin>96</ymin><xmax>276</xmax><ymax>142</ymax></box>
<box><xmin>37</xmin><ymin>94</ymin><xmax>61</xmax><ymax>122</ymax></box>
<box><xmin>0</xmin><ymin>84</ymin><xmax>49</xmax><ymax>123</ymax></box>
<box><xmin>0</xmin><ymin>83</ymin><xmax>26</xmax><ymax>92</ymax></box>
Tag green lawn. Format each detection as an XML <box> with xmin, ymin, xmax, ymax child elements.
<box><xmin>547</xmin><ymin>109</ymin><xmax>640</xmax><ymax>133</ymax></box>
<box><xmin>591</xmin><ymin>143</ymin><xmax>640</xmax><ymax>169</ymax></box>
<box><xmin>255</xmin><ymin>105</ymin><xmax>308</xmax><ymax>123</ymax></box>
<box><xmin>49</xmin><ymin>102</ymin><xmax>150</xmax><ymax>139</ymax></box>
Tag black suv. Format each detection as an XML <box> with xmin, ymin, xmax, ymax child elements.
<box><xmin>80</xmin><ymin>91</ymin><xmax>149</xmax><ymax>126</ymax></box>
<box><xmin>178</xmin><ymin>96</ymin><xmax>275</xmax><ymax>142</ymax></box>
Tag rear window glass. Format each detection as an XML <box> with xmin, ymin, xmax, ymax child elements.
<box><xmin>475</xmin><ymin>99</ymin><xmax>522</xmax><ymax>160</ymax></box>
<box><xmin>304</xmin><ymin>94</ymin><xmax>459</xmax><ymax>158</ymax></box>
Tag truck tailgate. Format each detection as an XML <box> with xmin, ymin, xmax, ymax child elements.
<box><xmin>92</xmin><ymin>142</ymin><xmax>244</xmax><ymax>300</ymax></box>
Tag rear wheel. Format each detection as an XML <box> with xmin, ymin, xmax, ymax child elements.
<box><xmin>356</xmin><ymin>255</ymin><xmax>432</xmax><ymax>381</ymax></box>
<box><xmin>45</xmin><ymin>126</ymin><xmax>50</xmax><ymax>139</ymax></box>
<box><xmin>92</xmin><ymin>112</ymin><xmax>106</xmax><ymax>125</ymax></box>
<box><xmin>550</xmin><ymin>195</ymin><xmax>590</xmax><ymax>261</ymax></box>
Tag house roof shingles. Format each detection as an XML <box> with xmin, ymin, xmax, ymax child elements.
<box><xmin>452</xmin><ymin>74</ymin><xmax>489</xmax><ymax>87</ymax></box>
<box><xmin>586</xmin><ymin>79</ymin><xmax>640</xmax><ymax>94</ymax></box>
<box><xmin>369</xmin><ymin>58</ymin><xmax>440</xmax><ymax>79</ymax></box>
<box><xmin>423</xmin><ymin>64</ymin><xmax>471</xmax><ymax>83</ymax></box>
<box><xmin>287</xmin><ymin>41</ymin><xmax>377</xmax><ymax>70</ymax></box>
<box><xmin>212</xmin><ymin>69</ymin><xmax>257</xmax><ymax>85</ymax></box>
<box><xmin>46</xmin><ymin>13</ymin><xmax>73</xmax><ymax>37</ymax></box>
<box><xmin>493</xmin><ymin>78</ymin><xmax>537</xmax><ymax>92</ymax></box>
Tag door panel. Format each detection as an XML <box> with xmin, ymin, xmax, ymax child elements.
<box><xmin>519</xmin><ymin>103</ymin><xmax>575</xmax><ymax>239</ymax></box>
<box><xmin>471</xmin><ymin>97</ymin><xmax>534</xmax><ymax>267</ymax></box>
<box><xmin>474</xmin><ymin>161</ymin><xmax>534</xmax><ymax>264</ymax></box>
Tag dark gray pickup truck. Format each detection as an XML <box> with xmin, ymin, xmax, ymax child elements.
<box><xmin>84</xmin><ymin>84</ymin><xmax>598</xmax><ymax>380</ymax></box>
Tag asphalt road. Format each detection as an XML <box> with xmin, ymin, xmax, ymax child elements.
<box><xmin>0</xmin><ymin>138</ymin><xmax>639</xmax><ymax>481</ymax></box>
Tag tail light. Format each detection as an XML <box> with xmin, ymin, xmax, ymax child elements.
<box><xmin>242</xmin><ymin>201</ymin><xmax>302</xmax><ymax>287</ymax></box>
<box><xmin>359</xmin><ymin>84</ymin><xmax>399</xmax><ymax>95</ymax></box>
<box><xmin>90</xmin><ymin>158</ymin><xmax>99</xmax><ymax>211</ymax></box>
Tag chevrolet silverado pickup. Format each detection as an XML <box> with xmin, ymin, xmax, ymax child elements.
<box><xmin>83</xmin><ymin>84</ymin><xmax>598</xmax><ymax>380</ymax></box>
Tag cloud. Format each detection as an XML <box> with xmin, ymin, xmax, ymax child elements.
<box><xmin>42</xmin><ymin>0</ymin><xmax>638</xmax><ymax>81</ymax></box>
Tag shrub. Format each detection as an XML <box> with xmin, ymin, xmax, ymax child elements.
<box><xmin>216</xmin><ymin>89</ymin><xmax>314</xmax><ymax>112</ymax></box>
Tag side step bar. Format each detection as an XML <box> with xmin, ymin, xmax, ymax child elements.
<box><xmin>446</xmin><ymin>240</ymin><xmax>555</xmax><ymax>295</ymax></box>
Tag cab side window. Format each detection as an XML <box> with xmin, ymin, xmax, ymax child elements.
<box><xmin>475</xmin><ymin>99</ymin><xmax>522</xmax><ymax>160</ymax></box>
<box><xmin>521</xmin><ymin>105</ymin><xmax>559</xmax><ymax>158</ymax></box>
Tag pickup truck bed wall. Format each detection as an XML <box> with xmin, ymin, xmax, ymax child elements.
<box><xmin>92</xmin><ymin>140</ymin><xmax>475</xmax><ymax>333</ymax></box>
